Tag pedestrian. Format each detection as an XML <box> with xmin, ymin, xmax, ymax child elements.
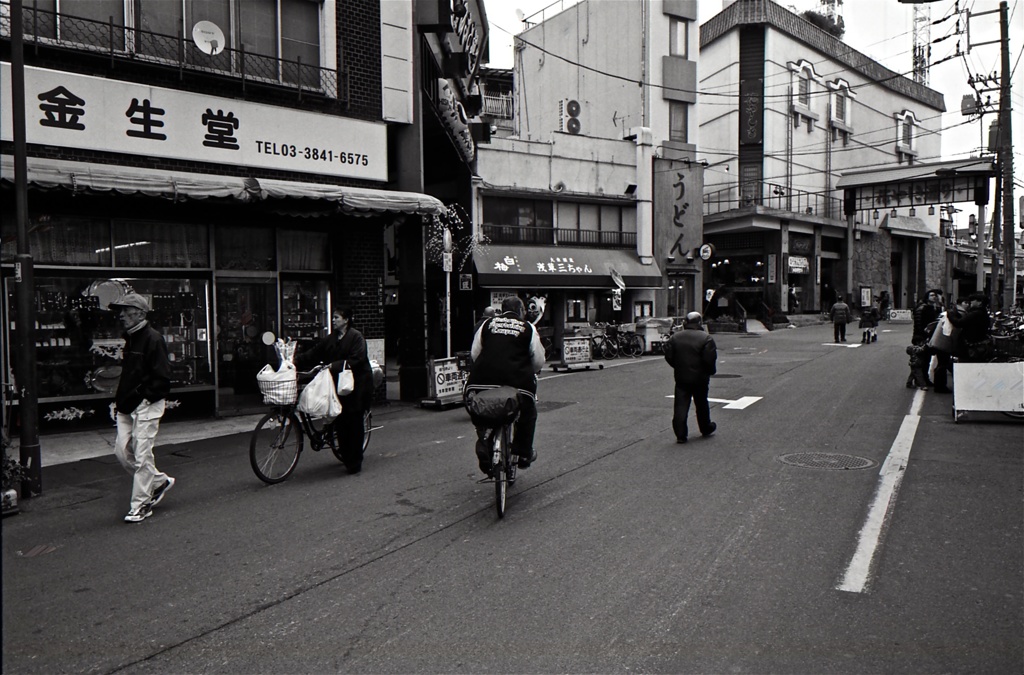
<box><xmin>473</xmin><ymin>306</ymin><xmax>496</xmax><ymax>337</ymax></box>
<box><xmin>905</xmin><ymin>344</ymin><xmax>930</xmax><ymax>390</ymax></box>
<box><xmin>296</xmin><ymin>307</ymin><xmax>374</xmax><ymax>474</ymax></box>
<box><xmin>663</xmin><ymin>311</ymin><xmax>718</xmax><ymax>444</ymax></box>
<box><xmin>946</xmin><ymin>292</ymin><xmax>993</xmax><ymax>362</ymax></box>
<box><xmin>878</xmin><ymin>290</ymin><xmax>891</xmax><ymax>320</ymax></box>
<box><xmin>110</xmin><ymin>293</ymin><xmax>174</xmax><ymax>523</ymax></box>
<box><xmin>829</xmin><ymin>295</ymin><xmax>852</xmax><ymax>343</ymax></box>
<box><xmin>859</xmin><ymin>304</ymin><xmax>880</xmax><ymax>343</ymax></box>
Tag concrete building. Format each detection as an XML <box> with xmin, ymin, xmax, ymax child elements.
<box><xmin>473</xmin><ymin>0</ymin><xmax>702</xmax><ymax>357</ymax></box>
<box><xmin>0</xmin><ymin>0</ymin><xmax>478</xmax><ymax>437</ymax></box>
<box><xmin>698</xmin><ymin>0</ymin><xmax>946</xmax><ymax>321</ymax></box>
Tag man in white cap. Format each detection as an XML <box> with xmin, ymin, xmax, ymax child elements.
<box><xmin>108</xmin><ymin>293</ymin><xmax>174</xmax><ymax>523</ymax></box>
<box><xmin>663</xmin><ymin>311</ymin><xmax>718</xmax><ymax>443</ymax></box>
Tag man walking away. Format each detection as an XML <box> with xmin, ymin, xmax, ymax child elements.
<box><xmin>830</xmin><ymin>295</ymin><xmax>852</xmax><ymax>343</ymax></box>
<box><xmin>110</xmin><ymin>293</ymin><xmax>174</xmax><ymax>523</ymax></box>
<box><xmin>663</xmin><ymin>312</ymin><xmax>718</xmax><ymax>444</ymax></box>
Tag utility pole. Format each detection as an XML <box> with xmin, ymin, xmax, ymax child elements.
<box><xmin>997</xmin><ymin>1</ymin><xmax>1015</xmax><ymax>310</ymax></box>
<box><xmin>10</xmin><ymin>0</ymin><xmax>42</xmax><ymax>495</ymax></box>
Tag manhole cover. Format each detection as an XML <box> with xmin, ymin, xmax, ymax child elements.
<box><xmin>777</xmin><ymin>453</ymin><xmax>876</xmax><ymax>470</ymax></box>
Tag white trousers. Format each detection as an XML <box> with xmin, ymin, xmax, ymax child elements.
<box><xmin>113</xmin><ymin>399</ymin><xmax>167</xmax><ymax>513</ymax></box>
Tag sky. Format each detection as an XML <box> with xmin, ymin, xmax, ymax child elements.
<box><xmin>484</xmin><ymin>0</ymin><xmax>1024</xmax><ymax>169</ymax></box>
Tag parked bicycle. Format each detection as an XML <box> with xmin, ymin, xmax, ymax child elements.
<box><xmin>590</xmin><ymin>323</ymin><xmax>645</xmax><ymax>359</ymax></box>
<box><xmin>251</xmin><ymin>365</ymin><xmax>372</xmax><ymax>484</ymax></box>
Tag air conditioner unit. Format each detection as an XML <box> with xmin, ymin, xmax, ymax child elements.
<box><xmin>558</xmin><ymin>98</ymin><xmax>582</xmax><ymax>134</ymax></box>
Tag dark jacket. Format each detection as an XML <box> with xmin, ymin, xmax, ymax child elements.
<box><xmin>946</xmin><ymin>305</ymin><xmax>990</xmax><ymax>348</ymax></box>
<box><xmin>663</xmin><ymin>325</ymin><xmax>717</xmax><ymax>385</ymax></box>
<box><xmin>829</xmin><ymin>301</ymin><xmax>852</xmax><ymax>324</ymax></box>
<box><xmin>115</xmin><ymin>321</ymin><xmax>171</xmax><ymax>414</ymax></box>
<box><xmin>468</xmin><ymin>312</ymin><xmax>543</xmax><ymax>394</ymax></box>
<box><xmin>912</xmin><ymin>301</ymin><xmax>941</xmax><ymax>344</ymax></box>
<box><xmin>296</xmin><ymin>327</ymin><xmax>373</xmax><ymax>409</ymax></box>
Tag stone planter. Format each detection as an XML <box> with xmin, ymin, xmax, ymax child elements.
<box><xmin>2</xmin><ymin>487</ymin><xmax>19</xmax><ymax>517</ymax></box>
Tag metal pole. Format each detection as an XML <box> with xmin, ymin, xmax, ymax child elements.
<box><xmin>10</xmin><ymin>0</ymin><xmax>42</xmax><ymax>495</ymax></box>
<box><xmin>976</xmin><ymin>203</ymin><xmax>985</xmax><ymax>295</ymax></box>
<box><xmin>998</xmin><ymin>1</ymin><xmax>1016</xmax><ymax>310</ymax></box>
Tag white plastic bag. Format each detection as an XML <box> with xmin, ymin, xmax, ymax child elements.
<box><xmin>297</xmin><ymin>368</ymin><xmax>342</xmax><ymax>421</ymax></box>
<box><xmin>256</xmin><ymin>361</ymin><xmax>297</xmax><ymax>405</ymax></box>
<box><xmin>337</xmin><ymin>369</ymin><xmax>355</xmax><ymax>396</ymax></box>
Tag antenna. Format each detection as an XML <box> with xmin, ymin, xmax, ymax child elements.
<box><xmin>912</xmin><ymin>4</ymin><xmax>931</xmax><ymax>85</ymax></box>
<box><xmin>515</xmin><ymin>8</ymin><xmax>525</xmax><ymax>22</ymax></box>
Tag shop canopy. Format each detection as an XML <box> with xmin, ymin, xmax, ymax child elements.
<box><xmin>0</xmin><ymin>156</ymin><xmax>446</xmax><ymax>216</ymax></box>
<box><xmin>882</xmin><ymin>214</ymin><xmax>934</xmax><ymax>239</ymax></box>
<box><xmin>474</xmin><ymin>244</ymin><xmax>662</xmax><ymax>289</ymax></box>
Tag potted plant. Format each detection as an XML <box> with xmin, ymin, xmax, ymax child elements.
<box><xmin>2</xmin><ymin>452</ymin><xmax>26</xmax><ymax>516</ymax></box>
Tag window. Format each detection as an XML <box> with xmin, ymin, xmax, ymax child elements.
<box><xmin>669</xmin><ymin>101</ymin><xmax>688</xmax><ymax>143</ymax></box>
<box><xmin>828</xmin><ymin>79</ymin><xmax>855</xmax><ymax>145</ymax></box>
<box><xmin>895</xmin><ymin>110</ymin><xmax>919</xmax><ymax>164</ymax></box>
<box><xmin>669</xmin><ymin>18</ymin><xmax>688</xmax><ymax>58</ymax></box>
<box><xmin>20</xmin><ymin>0</ymin><xmax>331</xmax><ymax>91</ymax></box>
<box><xmin>482</xmin><ymin>197</ymin><xmax>554</xmax><ymax>244</ymax></box>
<box><xmin>788</xmin><ymin>60</ymin><xmax>820</xmax><ymax>132</ymax></box>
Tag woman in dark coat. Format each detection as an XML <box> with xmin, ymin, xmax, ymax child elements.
<box><xmin>296</xmin><ymin>306</ymin><xmax>374</xmax><ymax>473</ymax></box>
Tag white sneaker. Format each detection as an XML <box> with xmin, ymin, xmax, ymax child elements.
<box><xmin>146</xmin><ymin>476</ymin><xmax>175</xmax><ymax>509</ymax></box>
<box><xmin>124</xmin><ymin>508</ymin><xmax>153</xmax><ymax>523</ymax></box>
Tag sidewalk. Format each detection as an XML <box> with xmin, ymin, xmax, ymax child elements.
<box><xmin>10</xmin><ymin>400</ymin><xmax>418</xmax><ymax>468</ymax></box>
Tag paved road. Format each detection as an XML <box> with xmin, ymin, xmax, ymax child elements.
<box><xmin>3</xmin><ymin>322</ymin><xmax>1021</xmax><ymax>673</ymax></box>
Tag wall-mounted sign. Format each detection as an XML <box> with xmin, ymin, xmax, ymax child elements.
<box><xmin>437</xmin><ymin>78</ymin><xmax>475</xmax><ymax>163</ymax></box>
<box><xmin>767</xmin><ymin>254</ymin><xmax>777</xmax><ymax>284</ymax></box>
<box><xmin>788</xmin><ymin>255</ymin><xmax>810</xmax><ymax>273</ymax></box>
<box><xmin>739</xmin><ymin>78</ymin><xmax>763</xmax><ymax>145</ymax></box>
<box><xmin>459</xmin><ymin>274</ymin><xmax>473</xmax><ymax>291</ymax></box>
<box><xmin>0</xmin><ymin>63</ymin><xmax>387</xmax><ymax>181</ymax></box>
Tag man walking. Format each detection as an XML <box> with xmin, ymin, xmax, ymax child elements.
<box><xmin>663</xmin><ymin>311</ymin><xmax>718</xmax><ymax>444</ymax></box>
<box><xmin>829</xmin><ymin>295</ymin><xmax>852</xmax><ymax>343</ymax></box>
<box><xmin>110</xmin><ymin>293</ymin><xmax>175</xmax><ymax>523</ymax></box>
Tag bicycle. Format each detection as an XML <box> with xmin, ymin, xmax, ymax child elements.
<box><xmin>464</xmin><ymin>384</ymin><xmax>534</xmax><ymax>518</ymax></box>
<box><xmin>250</xmin><ymin>366</ymin><xmax>372</xmax><ymax>484</ymax></box>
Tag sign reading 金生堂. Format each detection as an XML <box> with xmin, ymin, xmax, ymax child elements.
<box><xmin>0</xmin><ymin>63</ymin><xmax>387</xmax><ymax>181</ymax></box>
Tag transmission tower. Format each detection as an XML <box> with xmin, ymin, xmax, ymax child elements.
<box><xmin>912</xmin><ymin>4</ymin><xmax>932</xmax><ymax>86</ymax></box>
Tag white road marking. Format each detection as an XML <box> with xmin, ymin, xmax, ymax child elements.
<box><xmin>836</xmin><ymin>388</ymin><xmax>925</xmax><ymax>594</ymax></box>
<box><xmin>823</xmin><ymin>343</ymin><xmax>862</xmax><ymax>348</ymax></box>
<box><xmin>666</xmin><ymin>395</ymin><xmax>762</xmax><ymax>410</ymax></box>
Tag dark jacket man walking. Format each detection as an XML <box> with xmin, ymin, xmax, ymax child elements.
<box><xmin>663</xmin><ymin>312</ymin><xmax>718</xmax><ymax>443</ymax></box>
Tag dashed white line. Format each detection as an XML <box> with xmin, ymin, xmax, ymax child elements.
<box><xmin>836</xmin><ymin>388</ymin><xmax>926</xmax><ymax>594</ymax></box>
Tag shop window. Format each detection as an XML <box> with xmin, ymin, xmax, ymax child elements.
<box><xmin>215</xmin><ymin>225</ymin><xmax>274</xmax><ymax>270</ymax></box>
<box><xmin>112</xmin><ymin>221</ymin><xmax>210</xmax><ymax>268</ymax></box>
<box><xmin>1</xmin><ymin>215</ymin><xmax>111</xmax><ymax>266</ymax></box>
<box><xmin>279</xmin><ymin>229</ymin><xmax>330</xmax><ymax>271</ymax></box>
<box><xmin>565</xmin><ymin>295</ymin><xmax>586</xmax><ymax>322</ymax></box>
<box><xmin>4</xmin><ymin>276</ymin><xmax>213</xmax><ymax>401</ymax></box>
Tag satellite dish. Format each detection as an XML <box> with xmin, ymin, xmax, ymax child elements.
<box><xmin>192</xmin><ymin>21</ymin><xmax>225</xmax><ymax>56</ymax></box>
<box><xmin>515</xmin><ymin>8</ymin><xmax>526</xmax><ymax>21</ymax></box>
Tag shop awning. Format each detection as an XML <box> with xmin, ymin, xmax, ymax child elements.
<box><xmin>882</xmin><ymin>214</ymin><xmax>934</xmax><ymax>239</ymax></box>
<box><xmin>0</xmin><ymin>156</ymin><xmax>446</xmax><ymax>216</ymax></box>
<box><xmin>474</xmin><ymin>245</ymin><xmax>662</xmax><ymax>289</ymax></box>
<box><xmin>836</xmin><ymin>158</ymin><xmax>997</xmax><ymax>188</ymax></box>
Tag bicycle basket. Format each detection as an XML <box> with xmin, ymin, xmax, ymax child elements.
<box><xmin>464</xmin><ymin>386</ymin><xmax>520</xmax><ymax>427</ymax></box>
<box><xmin>256</xmin><ymin>366</ymin><xmax>298</xmax><ymax>405</ymax></box>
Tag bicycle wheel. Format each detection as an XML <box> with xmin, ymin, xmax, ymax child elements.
<box><xmin>625</xmin><ymin>334</ymin><xmax>644</xmax><ymax>357</ymax></box>
<box><xmin>599</xmin><ymin>336</ymin><xmax>617</xmax><ymax>359</ymax></box>
<box><xmin>250</xmin><ymin>411</ymin><xmax>303</xmax><ymax>484</ymax></box>
<box><xmin>493</xmin><ymin>424</ymin><xmax>509</xmax><ymax>518</ymax></box>
<box><xmin>362</xmin><ymin>410</ymin><xmax>372</xmax><ymax>452</ymax></box>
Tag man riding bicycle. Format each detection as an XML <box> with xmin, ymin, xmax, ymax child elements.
<box><xmin>466</xmin><ymin>296</ymin><xmax>545</xmax><ymax>476</ymax></box>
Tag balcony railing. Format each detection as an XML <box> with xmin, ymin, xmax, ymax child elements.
<box><xmin>2</xmin><ymin>4</ymin><xmax>342</xmax><ymax>101</ymax></box>
<box><xmin>481</xmin><ymin>224</ymin><xmax>637</xmax><ymax>249</ymax></box>
<box><xmin>482</xmin><ymin>93</ymin><xmax>513</xmax><ymax>119</ymax></box>
<box><xmin>703</xmin><ymin>181</ymin><xmax>842</xmax><ymax>220</ymax></box>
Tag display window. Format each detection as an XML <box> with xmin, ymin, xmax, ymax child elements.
<box><xmin>281</xmin><ymin>279</ymin><xmax>330</xmax><ymax>345</ymax></box>
<box><xmin>3</xmin><ymin>276</ymin><xmax>213</xmax><ymax>401</ymax></box>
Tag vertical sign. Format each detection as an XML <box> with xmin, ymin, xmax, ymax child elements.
<box><xmin>767</xmin><ymin>254</ymin><xmax>777</xmax><ymax>284</ymax></box>
<box><xmin>739</xmin><ymin>79</ymin><xmax>764</xmax><ymax>145</ymax></box>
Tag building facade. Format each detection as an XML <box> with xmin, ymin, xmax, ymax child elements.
<box><xmin>699</xmin><ymin>0</ymin><xmax>946</xmax><ymax>321</ymax></box>
<box><xmin>0</xmin><ymin>0</ymin><xmax>474</xmax><ymax>435</ymax></box>
<box><xmin>471</xmin><ymin>0</ymin><xmax>702</xmax><ymax>357</ymax></box>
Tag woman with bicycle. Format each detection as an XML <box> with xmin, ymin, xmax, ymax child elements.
<box><xmin>295</xmin><ymin>307</ymin><xmax>373</xmax><ymax>474</ymax></box>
